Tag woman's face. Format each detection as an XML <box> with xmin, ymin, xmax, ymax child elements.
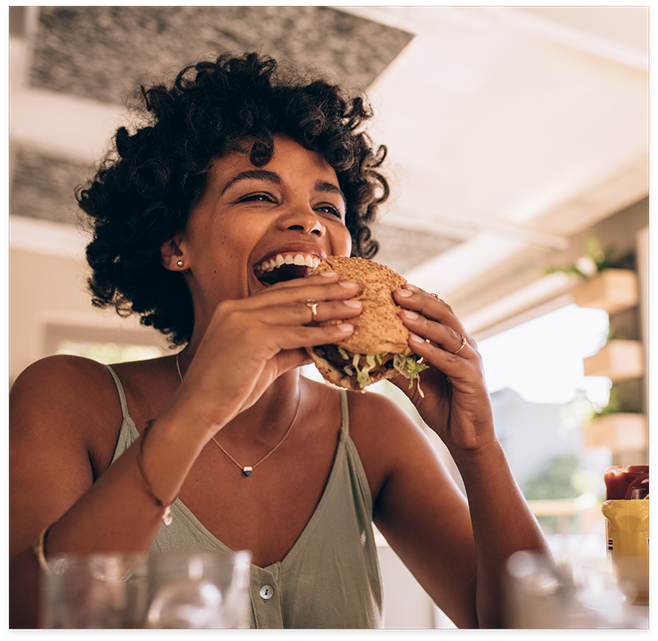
<box><xmin>173</xmin><ymin>135</ymin><xmax>352</xmax><ymax>313</ymax></box>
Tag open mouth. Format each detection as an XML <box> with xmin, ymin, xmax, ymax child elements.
<box><xmin>254</xmin><ymin>252</ymin><xmax>321</xmax><ymax>286</ymax></box>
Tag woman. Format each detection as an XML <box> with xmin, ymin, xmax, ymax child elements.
<box><xmin>9</xmin><ymin>52</ymin><xmax>550</xmax><ymax>628</ymax></box>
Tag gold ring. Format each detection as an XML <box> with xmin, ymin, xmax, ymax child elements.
<box><xmin>305</xmin><ymin>299</ymin><xmax>319</xmax><ymax>322</ymax></box>
<box><xmin>430</xmin><ymin>292</ymin><xmax>439</xmax><ymax>299</ymax></box>
<box><xmin>452</xmin><ymin>335</ymin><xmax>467</xmax><ymax>355</ymax></box>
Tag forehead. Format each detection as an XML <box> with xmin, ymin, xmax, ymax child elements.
<box><xmin>211</xmin><ymin>135</ymin><xmax>337</xmax><ymax>181</ymax></box>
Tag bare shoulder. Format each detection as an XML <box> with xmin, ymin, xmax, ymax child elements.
<box><xmin>344</xmin><ymin>387</ymin><xmax>442</xmax><ymax>501</ymax></box>
<box><xmin>11</xmin><ymin>353</ymin><xmax>115</xmax><ymax>388</ymax></box>
<box><xmin>346</xmin><ymin>387</ymin><xmax>434</xmax><ymax>453</ymax></box>
<box><xmin>10</xmin><ymin>354</ymin><xmax>121</xmax><ymax>426</ymax></box>
<box><xmin>9</xmin><ymin>355</ymin><xmax>123</xmax><ymax>471</ymax></box>
<box><xmin>9</xmin><ymin>355</ymin><xmax>126</xmax><ymax>558</ymax></box>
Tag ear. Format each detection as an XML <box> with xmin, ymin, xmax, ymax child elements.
<box><xmin>161</xmin><ymin>236</ymin><xmax>186</xmax><ymax>272</ymax></box>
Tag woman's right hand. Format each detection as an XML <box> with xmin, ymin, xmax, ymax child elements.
<box><xmin>169</xmin><ymin>271</ymin><xmax>361</xmax><ymax>439</ymax></box>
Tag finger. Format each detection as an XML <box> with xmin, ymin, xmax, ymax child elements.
<box><xmin>265</xmin><ymin>322</ymin><xmax>356</xmax><ymax>352</ymax></box>
<box><xmin>259</xmin><ymin>298</ymin><xmax>362</xmax><ymax>326</ymax></box>
<box><xmin>393</xmin><ymin>285</ymin><xmax>468</xmax><ymax>337</ymax></box>
<box><xmin>407</xmin><ymin>333</ymin><xmax>476</xmax><ymax>377</ymax></box>
<box><xmin>248</xmin><ymin>278</ymin><xmax>360</xmax><ymax>309</ymax></box>
<box><xmin>267</xmin><ymin>271</ymin><xmax>339</xmax><ymax>289</ymax></box>
<box><xmin>273</xmin><ymin>347</ymin><xmax>314</xmax><ymax>375</ymax></box>
<box><xmin>399</xmin><ymin>309</ymin><xmax>471</xmax><ymax>356</ymax></box>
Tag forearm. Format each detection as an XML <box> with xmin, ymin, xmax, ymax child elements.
<box><xmin>9</xmin><ymin>406</ymin><xmax>210</xmax><ymax>628</ymax></box>
<box><xmin>46</xmin><ymin>405</ymin><xmax>208</xmax><ymax>554</ymax></box>
<box><xmin>450</xmin><ymin>440</ymin><xmax>552</xmax><ymax>628</ymax></box>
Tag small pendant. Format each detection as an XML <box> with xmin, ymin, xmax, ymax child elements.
<box><xmin>162</xmin><ymin>506</ymin><xmax>173</xmax><ymax>526</ymax></box>
<box><xmin>242</xmin><ymin>466</ymin><xmax>253</xmax><ymax>477</ymax></box>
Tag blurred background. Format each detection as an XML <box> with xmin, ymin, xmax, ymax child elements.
<box><xmin>8</xmin><ymin>6</ymin><xmax>649</xmax><ymax>628</ymax></box>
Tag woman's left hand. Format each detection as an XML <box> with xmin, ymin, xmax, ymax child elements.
<box><xmin>391</xmin><ymin>284</ymin><xmax>496</xmax><ymax>452</ymax></box>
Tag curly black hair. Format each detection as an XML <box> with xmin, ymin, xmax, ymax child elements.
<box><xmin>78</xmin><ymin>52</ymin><xmax>389</xmax><ymax>346</ymax></box>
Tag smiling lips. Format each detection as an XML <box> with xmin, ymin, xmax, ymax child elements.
<box><xmin>254</xmin><ymin>251</ymin><xmax>322</xmax><ymax>285</ymax></box>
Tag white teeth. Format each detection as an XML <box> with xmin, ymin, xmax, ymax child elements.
<box><xmin>256</xmin><ymin>253</ymin><xmax>321</xmax><ymax>274</ymax></box>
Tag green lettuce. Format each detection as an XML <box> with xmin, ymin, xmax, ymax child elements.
<box><xmin>343</xmin><ymin>351</ymin><xmax>428</xmax><ymax>393</ymax></box>
<box><xmin>393</xmin><ymin>354</ymin><xmax>429</xmax><ymax>397</ymax></box>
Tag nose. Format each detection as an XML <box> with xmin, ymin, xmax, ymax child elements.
<box><xmin>276</xmin><ymin>205</ymin><xmax>326</xmax><ymax>237</ymax></box>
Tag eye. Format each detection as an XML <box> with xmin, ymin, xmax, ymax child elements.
<box><xmin>236</xmin><ymin>193</ymin><xmax>276</xmax><ymax>204</ymax></box>
<box><xmin>315</xmin><ymin>204</ymin><xmax>343</xmax><ymax>219</ymax></box>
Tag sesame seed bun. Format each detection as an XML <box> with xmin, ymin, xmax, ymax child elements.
<box><xmin>305</xmin><ymin>256</ymin><xmax>415</xmax><ymax>389</ymax></box>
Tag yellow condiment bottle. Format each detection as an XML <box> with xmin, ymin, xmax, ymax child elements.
<box><xmin>601</xmin><ymin>499</ymin><xmax>649</xmax><ymax>605</ymax></box>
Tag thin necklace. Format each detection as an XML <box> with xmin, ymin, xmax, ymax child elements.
<box><xmin>175</xmin><ymin>353</ymin><xmax>302</xmax><ymax>477</ymax></box>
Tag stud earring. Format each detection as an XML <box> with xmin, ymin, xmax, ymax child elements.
<box><xmin>176</xmin><ymin>260</ymin><xmax>184</xmax><ymax>268</ymax></box>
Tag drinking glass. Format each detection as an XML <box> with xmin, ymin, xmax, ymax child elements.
<box><xmin>145</xmin><ymin>550</ymin><xmax>252</xmax><ymax>628</ymax></box>
<box><xmin>42</xmin><ymin>552</ymin><xmax>148</xmax><ymax>628</ymax></box>
<box><xmin>42</xmin><ymin>549</ymin><xmax>251</xmax><ymax>628</ymax></box>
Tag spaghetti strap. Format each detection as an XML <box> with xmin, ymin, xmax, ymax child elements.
<box><xmin>339</xmin><ymin>389</ymin><xmax>350</xmax><ymax>437</ymax></box>
<box><xmin>105</xmin><ymin>365</ymin><xmax>131</xmax><ymax>424</ymax></box>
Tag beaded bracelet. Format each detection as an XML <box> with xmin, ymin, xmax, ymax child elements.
<box><xmin>136</xmin><ymin>420</ymin><xmax>176</xmax><ymax>526</ymax></box>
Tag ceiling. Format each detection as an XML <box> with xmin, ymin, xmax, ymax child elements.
<box><xmin>9</xmin><ymin>6</ymin><xmax>649</xmax><ymax>337</ymax></box>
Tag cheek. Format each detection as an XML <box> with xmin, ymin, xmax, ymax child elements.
<box><xmin>331</xmin><ymin>224</ymin><xmax>352</xmax><ymax>257</ymax></box>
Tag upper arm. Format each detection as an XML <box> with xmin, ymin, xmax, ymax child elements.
<box><xmin>349</xmin><ymin>391</ymin><xmax>478</xmax><ymax>628</ymax></box>
<box><xmin>9</xmin><ymin>355</ymin><xmax>121</xmax><ymax>559</ymax></box>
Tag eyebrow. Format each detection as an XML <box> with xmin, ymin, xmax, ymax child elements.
<box><xmin>315</xmin><ymin>180</ymin><xmax>346</xmax><ymax>206</ymax></box>
<box><xmin>221</xmin><ymin>170</ymin><xmax>346</xmax><ymax>206</ymax></box>
<box><xmin>221</xmin><ymin>170</ymin><xmax>280</xmax><ymax>195</ymax></box>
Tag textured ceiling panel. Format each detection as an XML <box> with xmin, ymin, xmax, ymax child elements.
<box><xmin>372</xmin><ymin>223</ymin><xmax>461</xmax><ymax>274</ymax></box>
<box><xmin>9</xmin><ymin>148</ymin><xmax>460</xmax><ymax>274</ymax></box>
<box><xmin>10</xmin><ymin>148</ymin><xmax>91</xmax><ymax>225</ymax></box>
<box><xmin>16</xmin><ymin>6</ymin><xmax>461</xmax><ymax>276</ymax></box>
<box><xmin>29</xmin><ymin>6</ymin><xmax>413</xmax><ymax>104</ymax></box>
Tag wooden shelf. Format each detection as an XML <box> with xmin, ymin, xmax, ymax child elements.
<box><xmin>573</xmin><ymin>268</ymin><xmax>638</xmax><ymax>314</ymax></box>
<box><xmin>583</xmin><ymin>413</ymin><xmax>647</xmax><ymax>452</ymax></box>
<box><xmin>583</xmin><ymin>340</ymin><xmax>644</xmax><ymax>381</ymax></box>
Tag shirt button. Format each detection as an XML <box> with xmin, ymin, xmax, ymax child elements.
<box><xmin>259</xmin><ymin>584</ymin><xmax>274</xmax><ymax>600</ymax></box>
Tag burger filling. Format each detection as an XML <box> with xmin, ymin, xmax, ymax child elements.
<box><xmin>313</xmin><ymin>344</ymin><xmax>429</xmax><ymax>392</ymax></box>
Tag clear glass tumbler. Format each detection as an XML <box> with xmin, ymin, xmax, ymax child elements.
<box><xmin>41</xmin><ymin>549</ymin><xmax>251</xmax><ymax>628</ymax></box>
<box><xmin>145</xmin><ymin>550</ymin><xmax>252</xmax><ymax>628</ymax></box>
<box><xmin>41</xmin><ymin>553</ymin><xmax>148</xmax><ymax>628</ymax></box>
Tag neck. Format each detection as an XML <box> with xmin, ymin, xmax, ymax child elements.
<box><xmin>224</xmin><ymin>372</ymin><xmax>304</xmax><ymax>454</ymax></box>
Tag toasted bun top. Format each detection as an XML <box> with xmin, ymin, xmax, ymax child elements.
<box><xmin>312</xmin><ymin>256</ymin><xmax>413</xmax><ymax>355</ymax></box>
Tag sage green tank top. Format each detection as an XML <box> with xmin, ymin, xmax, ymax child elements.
<box><xmin>106</xmin><ymin>366</ymin><xmax>383</xmax><ymax>628</ymax></box>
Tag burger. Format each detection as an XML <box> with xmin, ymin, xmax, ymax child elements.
<box><xmin>305</xmin><ymin>256</ymin><xmax>428</xmax><ymax>392</ymax></box>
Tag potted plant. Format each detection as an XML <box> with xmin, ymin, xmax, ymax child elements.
<box><xmin>583</xmin><ymin>386</ymin><xmax>647</xmax><ymax>453</ymax></box>
<box><xmin>583</xmin><ymin>327</ymin><xmax>644</xmax><ymax>382</ymax></box>
<box><xmin>546</xmin><ymin>238</ymin><xmax>638</xmax><ymax>314</ymax></box>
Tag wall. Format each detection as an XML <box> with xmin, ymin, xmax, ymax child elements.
<box><xmin>9</xmin><ymin>246</ymin><xmax>169</xmax><ymax>384</ymax></box>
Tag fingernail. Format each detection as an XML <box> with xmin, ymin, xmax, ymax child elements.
<box><xmin>396</xmin><ymin>288</ymin><xmax>413</xmax><ymax>297</ymax></box>
<box><xmin>339</xmin><ymin>281</ymin><xmax>358</xmax><ymax>288</ymax></box>
<box><xmin>408</xmin><ymin>333</ymin><xmax>423</xmax><ymax>344</ymax></box>
<box><xmin>319</xmin><ymin>271</ymin><xmax>337</xmax><ymax>277</ymax></box>
<box><xmin>401</xmin><ymin>310</ymin><xmax>418</xmax><ymax>320</ymax></box>
<box><xmin>337</xmin><ymin>323</ymin><xmax>354</xmax><ymax>332</ymax></box>
<box><xmin>404</xmin><ymin>283</ymin><xmax>419</xmax><ymax>291</ymax></box>
<box><xmin>344</xmin><ymin>299</ymin><xmax>362</xmax><ymax>308</ymax></box>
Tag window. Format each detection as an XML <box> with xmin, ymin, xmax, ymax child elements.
<box><xmin>479</xmin><ymin>304</ymin><xmax>612</xmax><ymax>559</ymax></box>
<box><xmin>56</xmin><ymin>339</ymin><xmax>163</xmax><ymax>364</ymax></box>
<box><xmin>43</xmin><ymin>321</ymin><xmax>167</xmax><ymax>365</ymax></box>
